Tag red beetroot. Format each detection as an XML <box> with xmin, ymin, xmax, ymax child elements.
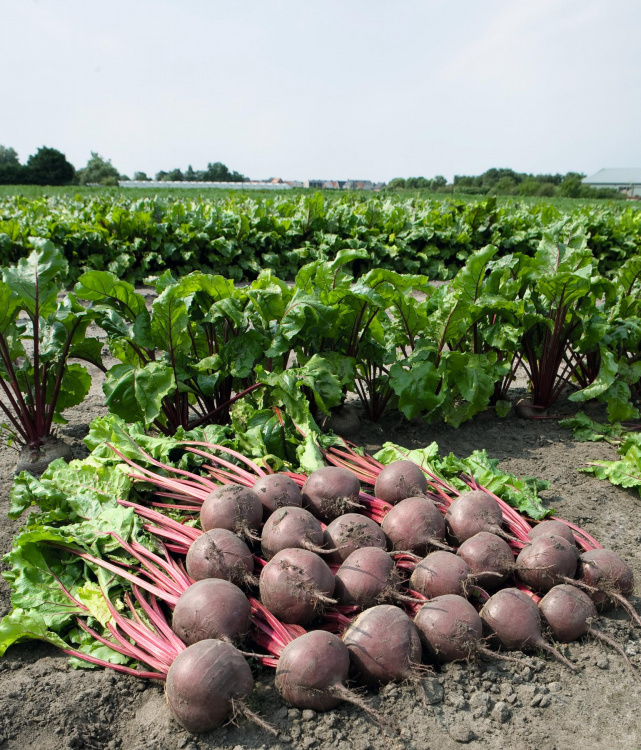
<box><xmin>259</xmin><ymin>549</ymin><xmax>336</xmax><ymax>625</ymax></box>
<box><xmin>538</xmin><ymin>584</ymin><xmax>597</xmax><ymax>642</ymax></box>
<box><xmin>528</xmin><ymin>520</ymin><xmax>577</xmax><ymax>547</ymax></box>
<box><xmin>445</xmin><ymin>491</ymin><xmax>510</xmax><ymax>544</ymax></box>
<box><xmin>275</xmin><ymin>630</ymin><xmax>385</xmax><ymax>724</ymax></box>
<box><xmin>186</xmin><ymin>529</ymin><xmax>254</xmax><ymax>585</ymax></box>
<box><xmin>166</xmin><ymin>640</ymin><xmax>274</xmax><ymax>734</ymax></box>
<box><xmin>409</xmin><ymin>551</ymin><xmax>471</xmax><ymax>599</ymax></box>
<box><xmin>577</xmin><ymin>548</ymin><xmax>640</xmax><ymax>626</ymax></box>
<box><xmin>333</xmin><ymin>547</ymin><xmax>405</xmax><ymax>608</ymax></box>
<box><xmin>456</xmin><ymin>532</ymin><xmax>514</xmax><ymax>590</ymax></box>
<box><xmin>252</xmin><ymin>473</ymin><xmax>302</xmax><ymax>516</ymax></box>
<box><xmin>480</xmin><ymin>588</ymin><xmax>575</xmax><ymax>670</ymax></box>
<box><xmin>200</xmin><ymin>484</ymin><xmax>263</xmax><ymax>540</ymax></box>
<box><xmin>323</xmin><ymin>513</ymin><xmax>387</xmax><ymax>565</ymax></box>
<box><xmin>171</xmin><ymin>579</ymin><xmax>251</xmax><ymax>646</ymax></box>
<box><xmin>342</xmin><ymin>605</ymin><xmax>422</xmax><ymax>685</ymax></box>
<box><xmin>374</xmin><ymin>460</ymin><xmax>428</xmax><ymax>505</ymax></box>
<box><xmin>578</xmin><ymin>548</ymin><xmax>634</xmax><ymax>607</ymax></box>
<box><xmin>414</xmin><ymin>595</ymin><xmax>483</xmax><ymax>663</ymax></box>
<box><xmin>381</xmin><ymin>496</ymin><xmax>447</xmax><ymax>555</ymax></box>
<box><xmin>301</xmin><ymin>466</ymin><xmax>361</xmax><ymax>521</ymax></box>
<box><xmin>261</xmin><ymin>507</ymin><xmax>328</xmax><ymax>560</ymax></box>
<box><xmin>539</xmin><ymin>584</ymin><xmax>640</xmax><ymax>678</ymax></box>
<box><xmin>515</xmin><ymin>534</ymin><xmax>579</xmax><ymax>593</ymax></box>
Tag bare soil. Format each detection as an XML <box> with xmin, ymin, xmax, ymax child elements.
<box><xmin>0</xmin><ymin>362</ymin><xmax>640</xmax><ymax>749</ymax></box>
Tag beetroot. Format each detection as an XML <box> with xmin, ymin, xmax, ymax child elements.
<box><xmin>374</xmin><ymin>460</ymin><xmax>428</xmax><ymax>505</ymax></box>
<box><xmin>252</xmin><ymin>473</ymin><xmax>302</xmax><ymax>516</ymax></box>
<box><xmin>414</xmin><ymin>595</ymin><xmax>482</xmax><ymax>663</ymax></box>
<box><xmin>323</xmin><ymin>513</ymin><xmax>387</xmax><ymax>565</ymax></box>
<box><xmin>381</xmin><ymin>496</ymin><xmax>447</xmax><ymax>555</ymax></box>
<box><xmin>301</xmin><ymin>466</ymin><xmax>361</xmax><ymax>521</ymax></box>
<box><xmin>200</xmin><ymin>484</ymin><xmax>263</xmax><ymax>540</ymax></box>
<box><xmin>539</xmin><ymin>584</ymin><xmax>640</xmax><ymax>678</ymax></box>
<box><xmin>343</xmin><ymin>605</ymin><xmax>422</xmax><ymax>685</ymax></box>
<box><xmin>577</xmin><ymin>548</ymin><xmax>640</xmax><ymax>626</ymax></box>
<box><xmin>578</xmin><ymin>548</ymin><xmax>634</xmax><ymax>605</ymax></box>
<box><xmin>275</xmin><ymin>630</ymin><xmax>384</xmax><ymax>723</ymax></box>
<box><xmin>515</xmin><ymin>534</ymin><xmax>579</xmax><ymax>593</ymax></box>
<box><xmin>538</xmin><ymin>584</ymin><xmax>597</xmax><ymax>642</ymax></box>
<box><xmin>445</xmin><ymin>491</ymin><xmax>510</xmax><ymax>544</ymax></box>
<box><xmin>409</xmin><ymin>551</ymin><xmax>471</xmax><ymax>599</ymax></box>
<box><xmin>259</xmin><ymin>548</ymin><xmax>336</xmax><ymax>625</ymax></box>
<box><xmin>333</xmin><ymin>547</ymin><xmax>405</xmax><ymax>608</ymax></box>
<box><xmin>166</xmin><ymin>640</ymin><xmax>254</xmax><ymax>733</ymax></box>
<box><xmin>456</xmin><ymin>532</ymin><xmax>514</xmax><ymax>590</ymax></box>
<box><xmin>261</xmin><ymin>507</ymin><xmax>328</xmax><ymax>560</ymax></box>
<box><xmin>186</xmin><ymin>529</ymin><xmax>254</xmax><ymax>585</ymax></box>
<box><xmin>480</xmin><ymin>588</ymin><xmax>575</xmax><ymax>670</ymax></box>
<box><xmin>171</xmin><ymin>579</ymin><xmax>251</xmax><ymax>646</ymax></box>
<box><xmin>528</xmin><ymin>520</ymin><xmax>576</xmax><ymax>547</ymax></box>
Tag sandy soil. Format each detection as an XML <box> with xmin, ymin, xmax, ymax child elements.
<box><xmin>0</xmin><ymin>358</ymin><xmax>640</xmax><ymax>750</ymax></box>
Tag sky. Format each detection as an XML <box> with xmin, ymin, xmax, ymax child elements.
<box><xmin>2</xmin><ymin>0</ymin><xmax>640</xmax><ymax>182</ymax></box>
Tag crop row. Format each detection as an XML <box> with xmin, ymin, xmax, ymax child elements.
<box><xmin>1</xmin><ymin>193</ymin><xmax>641</xmax><ymax>285</ymax></box>
<box><xmin>1</xmin><ymin>226</ymin><xmax>639</xmax><ymax>468</ymax></box>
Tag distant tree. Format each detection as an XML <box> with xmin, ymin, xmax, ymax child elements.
<box><xmin>201</xmin><ymin>161</ymin><xmax>247</xmax><ymax>182</ymax></box>
<box><xmin>0</xmin><ymin>145</ymin><xmax>25</xmax><ymax>184</ymax></box>
<box><xmin>155</xmin><ymin>170</ymin><xmax>168</xmax><ymax>181</ymax></box>
<box><xmin>537</xmin><ymin>183</ymin><xmax>556</xmax><ymax>197</ymax></box>
<box><xmin>406</xmin><ymin>177</ymin><xmax>430</xmax><ymax>189</ymax></box>
<box><xmin>431</xmin><ymin>175</ymin><xmax>447</xmax><ymax>189</ymax></box>
<box><xmin>558</xmin><ymin>172</ymin><xmax>585</xmax><ymax>198</ymax></box>
<box><xmin>492</xmin><ymin>176</ymin><xmax>518</xmax><ymax>194</ymax></box>
<box><xmin>166</xmin><ymin>168</ymin><xmax>184</xmax><ymax>181</ymax></box>
<box><xmin>185</xmin><ymin>165</ymin><xmax>197</xmax><ymax>181</ymax></box>
<box><xmin>133</xmin><ymin>171</ymin><xmax>151</xmax><ymax>181</ymax></box>
<box><xmin>0</xmin><ymin>146</ymin><xmax>19</xmax><ymax>167</ymax></box>
<box><xmin>518</xmin><ymin>179</ymin><xmax>541</xmax><ymax>196</ymax></box>
<box><xmin>77</xmin><ymin>153</ymin><xmax>121</xmax><ymax>186</ymax></box>
<box><xmin>387</xmin><ymin>177</ymin><xmax>406</xmax><ymax>190</ymax></box>
<box><xmin>25</xmin><ymin>147</ymin><xmax>75</xmax><ymax>185</ymax></box>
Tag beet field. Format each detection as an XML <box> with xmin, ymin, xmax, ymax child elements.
<box><xmin>0</xmin><ymin>192</ymin><xmax>640</xmax><ymax>749</ymax></box>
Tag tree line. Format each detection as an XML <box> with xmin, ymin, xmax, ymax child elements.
<box><xmin>0</xmin><ymin>146</ymin><xmax>626</xmax><ymax>199</ymax></box>
<box><xmin>0</xmin><ymin>146</ymin><xmax>247</xmax><ymax>186</ymax></box>
<box><xmin>387</xmin><ymin>168</ymin><xmax>623</xmax><ymax>199</ymax></box>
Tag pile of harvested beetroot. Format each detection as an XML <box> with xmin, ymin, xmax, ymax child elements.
<box><xmin>10</xmin><ymin>435</ymin><xmax>636</xmax><ymax>740</ymax></box>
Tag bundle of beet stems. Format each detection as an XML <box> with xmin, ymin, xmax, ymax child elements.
<box><xmin>52</xmin><ymin>434</ymin><xmax>639</xmax><ymax>736</ymax></box>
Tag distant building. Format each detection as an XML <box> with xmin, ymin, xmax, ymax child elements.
<box><xmin>118</xmin><ymin>181</ymin><xmax>291</xmax><ymax>190</ymax></box>
<box><xmin>344</xmin><ymin>180</ymin><xmax>374</xmax><ymax>190</ymax></box>
<box><xmin>582</xmin><ymin>169</ymin><xmax>641</xmax><ymax>197</ymax></box>
<box><xmin>306</xmin><ymin>179</ymin><xmax>382</xmax><ymax>190</ymax></box>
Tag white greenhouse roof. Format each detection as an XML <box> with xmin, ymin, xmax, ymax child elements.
<box><xmin>118</xmin><ymin>181</ymin><xmax>292</xmax><ymax>190</ymax></box>
<box><xmin>582</xmin><ymin>168</ymin><xmax>641</xmax><ymax>185</ymax></box>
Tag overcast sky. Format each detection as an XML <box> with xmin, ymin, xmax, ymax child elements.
<box><xmin>2</xmin><ymin>0</ymin><xmax>640</xmax><ymax>181</ymax></box>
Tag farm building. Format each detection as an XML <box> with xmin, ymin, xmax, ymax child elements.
<box><xmin>118</xmin><ymin>180</ymin><xmax>291</xmax><ymax>190</ymax></box>
<box><xmin>582</xmin><ymin>168</ymin><xmax>641</xmax><ymax>197</ymax></box>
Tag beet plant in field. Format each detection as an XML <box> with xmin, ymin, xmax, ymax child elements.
<box><xmin>569</xmin><ymin>255</ymin><xmax>641</xmax><ymax>422</ymax></box>
<box><xmin>509</xmin><ymin>225</ymin><xmax>612</xmax><ymax>411</ymax></box>
<box><xmin>387</xmin><ymin>245</ymin><xmax>518</xmax><ymax>426</ymax></box>
<box><xmin>75</xmin><ymin>268</ymin><xmax>341</xmax><ymax>434</ymax></box>
<box><xmin>292</xmin><ymin>250</ymin><xmax>433</xmax><ymax>421</ymax></box>
<box><xmin>0</xmin><ymin>240</ymin><xmax>102</xmax><ymax>472</ymax></box>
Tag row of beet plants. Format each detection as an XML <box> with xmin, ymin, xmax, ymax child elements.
<box><xmin>1</xmin><ymin>193</ymin><xmax>641</xmax><ymax>286</ymax></box>
<box><xmin>0</xmin><ymin>229</ymin><xmax>640</xmax><ymax>469</ymax></box>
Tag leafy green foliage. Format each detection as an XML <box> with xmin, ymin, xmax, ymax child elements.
<box><xmin>1</xmin><ymin>193</ymin><xmax>639</xmax><ymax>286</ymax></box>
<box><xmin>0</xmin><ymin>240</ymin><xmax>101</xmax><ymax>447</ymax></box>
<box><xmin>580</xmin><ymin>433</ymin><xmax>641</xmax><ymax>494</ymax></box>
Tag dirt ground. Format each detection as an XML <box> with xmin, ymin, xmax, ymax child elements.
<box><xmin>0</xmin><ymin>353</ymin><xmax>640</xmax><ymax>750</ymax></box>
